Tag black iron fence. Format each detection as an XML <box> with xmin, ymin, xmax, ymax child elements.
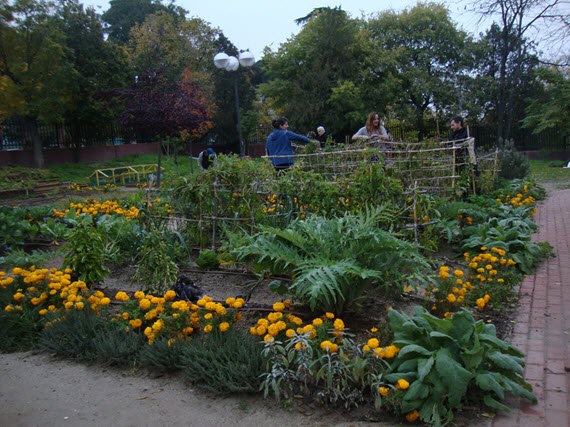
<box><xmin>1</xmin><ymin>118</ymin><xmax>568</xmax><ymax>153</ymax></box>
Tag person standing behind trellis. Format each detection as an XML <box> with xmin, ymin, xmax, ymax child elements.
<box><xmin>266</xmin><ymin>116</ymin><xmax>312</xmax><ymax>171</ymax></box>
<box><xmin>352</xmin><ymin>112</ymin><xmax>391</xmax><ymax>142</ymax></box>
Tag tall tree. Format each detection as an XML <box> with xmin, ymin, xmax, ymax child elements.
<box><xmin>366</xmin><ymin>2</ymin><xmax>471</xmax><ymax>140</ymax></box>
<box><xmin>122</xmin><ymin>11</ymin><xmax>217</xmax><ymax>141</ymax></box>
<box><xmin>259</xmin><ymin>7</ymin><xmax>364</xmax><ymax>138</ymax></box>
<box><xmin>55</xmin><ymin>0</ymin><xmax>130</xmax><ymax>130</ymax></box>
<box><xmin>101</xmin><ymin>0</ymin><xmax>185</xmax><ymax>44</ymax></box>
<box><xmin>472</xmin><ymin>23</ymin><xmax>539</xmax><ymax>139</ymax></box>
<box><xmin>0</xmin><ymin>0</ymin><xmax>76</xmax><ymax>167</ymax></box>
<box><xmin>469</xmin><ymin>0</ymin><xmax>565</xmax><ymax>139</ymax></box>
<box><xmin>522</xmin><ymin>66</ymin><xmax>570</xmax><ymax>135</ymax></box>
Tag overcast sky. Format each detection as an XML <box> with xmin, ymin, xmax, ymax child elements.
<box><xmin>84</xmin><ymin>0</ymin><xmax>565</xmax><ymax>61</ymax></box>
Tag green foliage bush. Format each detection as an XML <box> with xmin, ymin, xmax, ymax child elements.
<box><xmin>179</xmin><ymin>330</ymin><xmax>266</xmax><ymax>393</ymax></box>
<box><xmin>384</xmin><ymin>307</ymin><xmax>536</xmax><ymax>427</ymax></box>
<box><xmin>133</xmin><ymin>226</ymin><xmax>180</xmax><ymax>294</ymax></box>
<box><xmin>231</xmin><ymin>207</ymin><xmax>433</xmax><ymax>313</ymax></box>
<box><xmin>38</xmin><ymin>309</ymin><xmax>115</xmax><ymax>362</ymax></box>
<box><xmin>195</xmin><ymin>249</ymin><xmax>219</xmax><ymax>270</ymax></box>
<box><xmin>63</xmin><ymin>221</ymin><xmax>111</xmax><ymax>284</ymax></box>
<box><xmin>498</xmin><ymin>139</ymin><xmax>530</xmax><ymax>180</ymax></box>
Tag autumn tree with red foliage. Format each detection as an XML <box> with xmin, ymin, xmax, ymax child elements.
<box><xmin>120</xmin><ymin>67</ymin><xmax>213</xmax><ymax>140</ymax></box>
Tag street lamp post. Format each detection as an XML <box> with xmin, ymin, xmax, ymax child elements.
<box><xmin>213</xmin><ymin>51</ymin><xmax>255</xmax><ymax>158</ymax></box>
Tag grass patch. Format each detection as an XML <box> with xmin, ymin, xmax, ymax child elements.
<box><xmin>529</xmin><ymin>160</ymin><xmax>570</xmax><ymax>188</ymax></box>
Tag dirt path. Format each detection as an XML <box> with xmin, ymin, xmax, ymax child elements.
<box><xmin>0</xmin><ymin>351</ymin><xmax>389</xmax><ymax>427</ymax></box>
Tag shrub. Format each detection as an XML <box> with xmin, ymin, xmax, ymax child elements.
<box><xmin>232</xmin><ymin>207</ymin><xmax>432</xmax><ymax>313</ymax></box>
<box><xmin>179</xmin><ymin>330</ymin><xmax>266</xmax><ymax>393</ymax></box>
<box><xmin>382</xmin><ymin>307</ymin><xmax>536</xmax><ymax>427</ymax></box>
<box><xmin>38</xmin><ymin>309</ymin><xmax>114</xmax><ymax>362</ymax></box>
<box><xmin>498</xmin><ymin>139</ymin><xmax>530</xmax><ymax>180</ymax></box>
<box><xmin>195</xmin><ymin>249</ymin><xmax>219</xmax><ymax>270</ymax></box>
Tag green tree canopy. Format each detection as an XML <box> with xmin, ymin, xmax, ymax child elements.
<box><xmin>522</xmin><ymin>66</ymin><xmax>570</xmax><ymax>135</ymax></box>
<box><xmin>365</xmin><ymin>2</ymin><xmax>471</xmax><ymax>139</ymax></box>
<box><xmin>259</xmin><ymin>7</ymin><xmax>365</xmax><ymax>138</ymax></box>
<box><xmin>0</xmin><ymin>0</ymin><xmax>76</xmax><ymax>167</ymax></box>
<box><xmin>101</xmin><ymin>0</ymin><xmax>185</xmax><ymax>44</ymax></box>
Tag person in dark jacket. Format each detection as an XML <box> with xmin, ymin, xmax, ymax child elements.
<box><xmin>449</xmin><ymin>116</ymin><xmax>468</xmax><ymax>141</ymax></box>
<box><xmin>265</xmin><ymin>116</ymin><xmax>312</xmax><ymax>171</ymax></box>
<box><xmin>316</xmin><ymin>126</ymin><xmax>328</xmax><ymax>145</ymax></box>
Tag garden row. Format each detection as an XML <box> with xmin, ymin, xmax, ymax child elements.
<box><xmin>0</xmin><ymin>154</ymin><xmax>553</xmax><ymax>426</ymax></box>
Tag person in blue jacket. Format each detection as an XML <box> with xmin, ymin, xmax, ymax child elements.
<box><xmin>265</xmin><ymin>116</ymin><xmax>312</xmax><ymax>171</ymax></box>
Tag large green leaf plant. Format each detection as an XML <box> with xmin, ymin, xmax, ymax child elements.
<box><xmin>383</xmin><ymin>307</ymin><xmax>537</xmax><ymax>427</ymax></box>
<box><xmin>231</xmin><ymin>206</ymin><xmax>432</xmax><ymax>313</ymax></box>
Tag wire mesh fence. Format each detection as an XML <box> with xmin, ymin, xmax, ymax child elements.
<box><xmin>148</xmin><ymin>138</ymin><xmax>497</xmax><ymax>249</ymax></box>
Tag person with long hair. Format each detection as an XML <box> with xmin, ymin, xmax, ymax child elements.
<box><xmin>352</xmin><ymin>112</ymin><xmax>390</xmax><ymax>142</ymax></box>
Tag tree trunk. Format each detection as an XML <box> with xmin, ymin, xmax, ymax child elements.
<box><xmin>25</xmin><ymin>118</ymin><xmax>44</xmax><ymax>169</ymax></box>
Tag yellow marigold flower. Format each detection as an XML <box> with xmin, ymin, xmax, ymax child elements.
<box><xmin>367</xmin><ymin>338</ymin><xmax>380</xmax><ymax>349</ymax></box>
<box><xmin>219</xmin><ymin>322</ymin><xmax>230</xmax><ymax>332</ymax></box>
<box><xmin>272</xmin><ymin>302</ymin><xmax>285</xmax><ymax>312</ymax></box>
<box><xmin>453</xmin><ymin>269</ymin><xmax>464</xmax><ymax>277</ymax></box>
<box><xmin>481</xmin><ymin>246</ymin><xmax>487</xmax><ymax>251</ymax></box>
<box><xmin>363</xmin><ymin>345</ymin><xmax>371</xmax><ymax>352</ymax></box>
<box><xmin>164</xmin><ymin>290</ymin><xmax>176</xmax><ymax>300</ymax></box>
<box><xmin>225</xmin><ymin>297</ymin><xmax>236</xmax><ymax>306</ymax></box>
<box><xmin>233</xmin><ymin>298</ymin><xmax>245</xmax><ymax>308</ymax></box>
<box><xmin>39</xmin><ymin>309</ymin><xmax>47</xmax><ymax>316</ymax></box>
<box><xmin>13</xmin><ymin>292</ymin><xmax>25</xmax><ymax>302</ymax></box>
<box><xmin>406</xmin><ymin>410</ymin><xmax>420</xmax><ymax>422</ymax></box>
<box><xmin>31</xmin><ymin>297</ymin><xmax>41</xmax><ymax>306</ymax></box>
<box><xmin>115</xmin><ymin>291</ymin><xmax>129</xmax><ymax>301</ymax></box>
<box><xmin>257</xmin><ymin>318</ymin><xmax>269</xmax><ymax>326</ymax></box>
<box><xmin>447</xmin><ymin>294</ymin><xmax>457</xmax><ymax>303</ymax></box>
<box><xmin>64</xmin><ymin>301</ymin><xmax>73</xmax><ymax>310</ymax></box>
<box><xmin>75</xmin><ymin>302</ymin><xmax>84</xmax><ymax>310</ymax></box>
<box><xmin>203</xmin><ymin>324</ymin><xmax>213</xmax><ymax>333</ymax></box>
<box><xmin>130</xmin><ymin>318</ymin><xmax>143</xmax><ymax>329</ymax></box>
<box><xmin>320</xmin><ymin>340</ymin><xmax>338</xmax><ymax>353</ymax></box>
<box><xmin>325</xmin><ymin>312</ymin><xmax>335</xmax><ymax>319</ymax></box>
<box><xmin>284</xmin><ymin>328</ymin><xmax>295</xmax><ymax>338</ymax></box>
<box><xmin>134</xmin><ymin>291</ymin><xmax>145</xmax><ymax>300</ymax></box>
<box><xmin>476</xmin><ymin>298</ymin><xmax>486</xmax><ymax>309</ymax></box>
<box><xmin>484</xmin><ymin>294</ymin><xmax>490</xmax><ymax>303</ymax></box>
<box><xmin>294</xmin><ymin>342</ymin><xmax>306</xmax><ymax>350</ymax></box>
<box><xmin>267</xmin><ymin>312</ymin><xmax>283</xmax><ymax>322</ymax></box>
<box><xmin>312</xmin><ymin>318</ymin><xmax>323</xmax><ymax>326</ymax></box>
<box><xmin>382</xmin><ymin>345</ymin><xmax>400</xmax><ymax>358</ymax></box>
<box><xmin>204</xmin><ymin>313</ymin><xmax>213</xmax><ymax>320</ymax></box>
<box><xmin>122</xmin><ymin>312</ymin><xmax>130</xmax><ymax>320</ymax></box>
<box><xmin>99</xmin><ymin>297</ymin><xmax>111</xmax><ymax>306</ymax></box>
<box><xmin>288</xmin><ymin>315</ymin><xmax>303</xmax><ymax>326</ymax></box>
<box><xmin>144</xmin><ymin>327</ymin><xmax>153</xmax><ymax>337</ymax></box>
<box><xmin>333</xmin><ymin>318</ymin><xmax>345</xmax><ymax>331</ymax></box>
<box><xmin>396</xmin><ymin>379</ymin><xmax>410</xmax><ymax>390</ymax></box>
<box><xmin>498</xmin><ymin>278</ymin><xmax>505</xmax><ymax>283</ymax></box>
<box><xmin>152</xmin><ymin>319</ymin><xmax>164</xmax><ymax>332</ymax></box>
<box><xmin>263</xmin><ymin>334</ymin><xmax>274</xmax><ymax>343</ymax></box>
<box><xmin>183</xmin><ymin>327</ymin><xmax>193</xmax><ymax>335</ymax></box>
<box><xmin>139</xmin><ymin>299</ymin><xmax>151</xmax><ymax>310</ymax></box>
<box><xmin>370</xmin><ymin>327</ymin><xmax>378</xmax><ymax>333</ymax></box>
<box><xmin>379</xmin><ymin>387</ymin><xmax>389</xmax><ymax>397</ymax></box>
<box><xmin>256</xmin><ymin>325</ymin><xmax>267</xmax><ymax>336</ymax></box>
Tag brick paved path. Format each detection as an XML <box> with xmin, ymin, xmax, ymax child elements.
<box><xmin>492</xmin><ymin>189</ymin><xmax>570</xmax><ymax>427</ymax></box>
